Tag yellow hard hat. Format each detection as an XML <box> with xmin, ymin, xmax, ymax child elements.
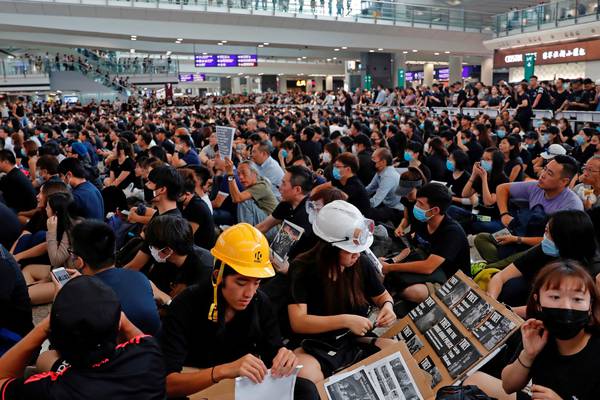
<box><xmin>210</xmin><ymin>223</ymin><xmax>274</xmax><ymax>278</ymax></box>
<box><xmin>208</xmin><ymin>223</ymin><xmax>274</xmax><ymax>322</ymax></box>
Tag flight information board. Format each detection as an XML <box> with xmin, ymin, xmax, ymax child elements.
<box><xmin>194</xmin><ymin>54</ymin><xmax>257</xmax><ymax>67</ymax></box>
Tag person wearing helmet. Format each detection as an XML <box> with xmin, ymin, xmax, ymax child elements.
<box><xmin>160</xmin><ymin>223</ymin><xmax>318</xmax><ymax>399</ymax></box>
<box><xmin>382</xmin><ymin>183</ymin><xmax>470</xmax><ymax>304</ymax></box>
<box><xmin>288</xmin><ymin>200</ymin><xmax>397</xmax><ymax>383</ymax></box>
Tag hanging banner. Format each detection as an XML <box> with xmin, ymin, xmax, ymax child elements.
<box><xmin>397</xmin><ymin>68</ymin><xmax>406</xmax><ymax>89</ymax></box>
<box><xmin>523</xmin><ymin>53</ymin><xmax>536</xmax><ymax>80</ymax></box>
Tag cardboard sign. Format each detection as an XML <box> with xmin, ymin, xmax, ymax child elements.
<box><xmin>380</xmin><ymin>271</ymin><xmax>523</xmax><ymax>392</ymax></box>
<box><xmin>215</xmin><ymin>125</ymin><xmax>236</xmax><ymax>160</ymax></box>
<box><xmin>317</xmin><ymin>342</ymin><xmax>435</xmax><ymax>400</ymax></box>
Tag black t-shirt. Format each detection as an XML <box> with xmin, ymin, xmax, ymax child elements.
<box><xmin>357</xmin><ymin>150</ymin><xmax>375</xmax><ymax>187</ymax></box>
<box><xmin>472</xmin><ymin>173</ymin><xmax>509</xmax><ymax>218</ymax></box>
<box><xmin>180</xmin><ymin>195</ymin><xmax>216</xmax><ymax>250</ymax></box>
<box><xmin>140</xmin><ymin>208</ymin><xmax>183</xmax><ymax>256</ymax></box>
<box><xmin>109</xmin><ymin>157</ymin><xmax>136</xmax><ymax>190</ymax></box>
<box><xmin>0</xmin><ymin>168</ymin><xmax>37</xmax><ymax>212</ymax></box>
<box><xmin>515</xmin><ymin>94</ymin><xmax>532</xmax><ymax>118</ymax></box>
<box><xmin>148</xmin><ymin>248</ymin><xmax>213</xmax><ymax>295</ymax></box>
<box><xmin>465</xmin><ymin>139</ymin><xmax>484</xmax><ymax>167</ymax></box>
<box><xmin>1</xmin><ymin>335</ymin><xmax>165</xmax><ymax>400</ymax></box>
<box><xmin>500</xmin><ymin>95</ymin><xmax>515</xmax><ymax>109</ymax></box>
<box><xmin>528</xmin><ymin>333</ymin><xmax>600</xmax><ymax>400</ymax></box>
<box><xmin>504</xmin><ymin>157</ymin><xmax>524</xmax><ymax>182</ymax></box>
<box><xmin>160</xmin><ymin>282</ymin><xmax>283</xmax><ymax>374</ymax></box>
<box><xmin>568</xmin><ymin>90</ymin><xmax>591</xmax><ymax>110</ymax></box>
<box><xmin>400</xmin><ymin>197</ymin><xmax>417</xmax><ymax>227</ymax></box>
<box><xmin>332</xmin><ymin>176</ymin><xmax>372</xmax><ymax>216</ymax></box>
<box><xmin>0</xmin><ymin>203</ymin><xmax>21</xmax><ymax>250</ymax></box>
<box><xmin>551</xmin><ymin>89</ymin><xmax>569</xmax><ymax>111</ymax></box>
<box><xmin>424</xmin><ymin>154</ymin><xmax>447</xmax><ymax>182</ymax></box>
<box><xmin>451</xmin><ymin>90</ymin><xmax>467</xmax><ymax>107</ymax></box>
<box><xmin>446</xmin><ymin>171</ymin><xmax>471</xmax><ymax>198</ymax></box>
<box><xmin>412</xmin><ymin>215</ymin><xmax>470</xmax><ymax>277</ymax></box>
<box><xmin>0</xmin><ymin>248</ymin><xmax>33</xmax><ymax>338</ymax></box>
<box><xmin>271</xmin><ymin>196</ymin><xmax>315</xmax><ymax>259</ymax></box>
<box><xmin>531</xmin><ymin>86</ymin><xmax>553</xmax><ymax>110</ymax></box>
<box><xmin>289</xmin><ymin>253</ymin><xmax>385</xmax><ymax>341</ymax></box>
<box><xmin>514</xmin><ymin>246</ymin><xmax>600</xmax><ymax>282</ymax></box>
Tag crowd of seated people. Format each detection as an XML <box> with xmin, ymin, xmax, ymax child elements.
<box><xmin>0</xmin><ymin>75</ymin><xmax>599</xmax><ymax>399</ymax></box>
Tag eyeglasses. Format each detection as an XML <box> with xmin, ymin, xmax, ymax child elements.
<box><xmin>583</xmin><ymin>166</ymin><xmax>600</xmax><ymax>174</ymax></box>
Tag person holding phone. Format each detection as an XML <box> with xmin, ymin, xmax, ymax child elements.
<box><xmin>466</xmin><ymin>260</ymin><xmax>600</xmax><ymax>400</ymax></box>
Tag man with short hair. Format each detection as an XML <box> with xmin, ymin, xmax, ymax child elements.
<box><xmin>69</xmin><ymin>220</ymin><xmax>160</xmax><ymax>335</ymax></box>
<box><xmin>382</xmin><ymin>183</ymin><xmax>470</xmax><ymax>303</ymax></box>
<box><xmin>353</xmin><ymin>133</ymin><xmax>375</xmax><ymax>186</ymax></box>
<box><xmin>0</xmin><ymin>276</ymin><xmax>166</xmax><ymax>400</ymax></box>
<box><xmin>172</xmin><ymin>134</ymin><xmax>200</xmax><ymax>167</ymax></box>
<box><xmin>0</xmin><ymin>150</ymin><xmax>37</xmax><ymax>212</ymax></box>
<box><xmin>58</xmin><ymin>158</ymin><xmax>104</xmax><ymax>220</ymax></box>
<box><xmin>366</xmin><ymin>148</ymin><xmax>402</xmax><ymax>224</ymax></box>
<box><xmin>252</xmin><ymin>140</ymin><xmax>284</xmax><ymax>199</ymax></box>
<box><xmin>225</xmin><ymin>159</ymin><xmax>277</xmax><ymax>227</ymax></box>
<box><xmin>160</xmin><ymin>223</ymin><xmax>317</xmax><ymax>400</ymax></box>
<box><xmin>256</xmin><ymin>165</ymin><xmax>316</xmax><ymax>262</ymax></box>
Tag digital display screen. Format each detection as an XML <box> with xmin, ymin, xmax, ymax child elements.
<box><xmin>178</xmin><ymin>73</ymin><xmax>206</xmax><ymax>82</ymax></box>
<box><xmin>406</xmin><ymin>66</ymin><xmax>476</xmax><ymax>82</ymax></box>
<box><xmin>194</xmin><ymin>54</ymin><xmax>257</xmax><ymax>67</ymax></box>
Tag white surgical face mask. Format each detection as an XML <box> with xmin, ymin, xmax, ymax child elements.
<box><xmin>149</xmin><ymin>246</ymin><xmax>170</xmax><ymax>263</ymax></box>
<box><xmin>321</xmin><ymin>152</ymin><xmax>332</xmax><ymax>163</ymax></box>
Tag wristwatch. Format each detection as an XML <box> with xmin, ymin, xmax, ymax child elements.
<box><xmin>227</xmin><ymin>175</ymin><xmax>235</xmax><ymax>182</ymax></box>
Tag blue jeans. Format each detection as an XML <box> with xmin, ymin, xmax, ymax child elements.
<box><xmin>237</xmin><ymin>200</ymin><xmax>277</xmax><ymax>240</ymax></box>
<box><xmin>212</xmin><ymin>208</ymin><xmax>235</xmax><ymax>226</ymax></box>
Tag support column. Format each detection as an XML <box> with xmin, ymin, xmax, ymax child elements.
<box><xmin>392</xmin><ymin>52</ymin><xmax>407</xmax><ymax>88</ymax></box>
<box><xmin>481</xmin><ymin>56</ymin><xmax>494</xmax><ymax>86</ymax></box>
<box><xmin>325</xmin><ymin>75</ymin><xmax>334</xmax><ymax>91</ymax></box>
<box><xmin>261</xmin><ymin>75</ymin><xmax>278</xmax><ymax>92</ymax></box>
<box><xmin>449</xmin><ymin>55</ymin><xmax>463</xmax><ymax>84</ymax></box>
<box><xmin>423</xmin><ymin>63</ymin><xmax>434</xmax><ymax>87</ymax></box>
<box><xmin>344</xmin><ymin>63</ymin><xmax>351</xmax><ymax>92</ymax></box>
<box><xmin>278</xmin><ymin>76</ymin><xmax>287</xmax><ymax>93</ymax></box>
<box><xmin>231</xmin><ymin>77</ymin><xmax>241</xmax><ymax>94</ymax></box>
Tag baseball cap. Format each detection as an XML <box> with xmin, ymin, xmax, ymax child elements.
<box><xmin>70</xmin><ymin>142</ymin><xmax>88</xmax><ymax>158</ymax></box>
<box><xmin>50</xmin><ymin>276</ymin><xmax>121</xmax><ymax>365</ymax></box>
<box><xmin>541</xmin><ymin>144</ymin><xmax>567</xmax><ymax>159</ymax></box>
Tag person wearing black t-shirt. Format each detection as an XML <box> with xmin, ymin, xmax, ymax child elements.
<box><xmin>467</xmin><ymin>261</ymin><xmax>600</xmax><ymax>400</ymax></box>
<box><xmin>446</xmin><ymin>150</ymin><xmax>472</xmax><ymax>210</ymax></box>
<box><xmin>124</xmin><ymin>165</ymin><xmax>183</xmax><ymax>270</ymax></box>
<box><xmin>0</xmin><ymin>276</ymin><xmax>165</xmax><ymax>400</ymax></box>
<box><xmin>564</xmin><ymin>79</ymin><xmax>591</xmax><ymax>111</ymax></box>
<box><xmin>0</xmin><ymin>150</ymin><xmax>37</xmax><ymax>212</ymax></box>
<box><xmin>450</xmin><ymin>81</ymin><xmax>467</xmax><ymax>108</ymax></box>
<box><xmin>514</xmin><ymin>82</ymin><xmax>533</xmax><ymax>130</ymax></box>
<box><xmin>144</xmin><ymin>215</ymin><xmax>213</xmax><ymax>300</ymax></box>
<box><xmin>499</xmin><ymin>84</ymin><xmax>515</xmax><ymax>112</ymax></box>
<box><xmin>160</xmin><ymin>223</ymin><xmax>317</xmax><ymax>400</ymax></box>
<box><xmin>178</xmin><ymin>169</ymin><xmax>216</xmax><ymax>250</ymax></box>
<box><xmin>0</xmin><ymin>245</ymin><xmax>33</xmax><ymax>347</ymax></box>
<box><xmin>529</xmin><ymin>76</ymin><xmax>553</xmax><ymax>110</ymax></box>
<box><xmin>382</xmin><ymin>183</ymin><xmax>469</xmax><ymax>304</ymax></box>
<box><xmin>105</xmin><ymin>139</ymin><xmax>136</xmax><ymax>190</ymax></box>
<box><xmin>551</xmin><ymin>78</ymin><xmax>570</xmax><ymax>111</ymax></box>
<box><xmin>315</xmin><ymin>152</ymin><xmax>372</xmax><ymax>217</ymax></box>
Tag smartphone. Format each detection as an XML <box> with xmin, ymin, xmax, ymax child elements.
<box><xmin>492</xmin><ymin>228</ymin><xmax>512</xmax><ymax>244</ymax></box>
<box><xmin>120</xmin><ymin>209</ymin><xmax>130</xmax><ymax>216</ymax></box>
<box><xmin>51</xmin><ymin>267</ymin><xmax>71</xmax><ymax>287</ymax></box>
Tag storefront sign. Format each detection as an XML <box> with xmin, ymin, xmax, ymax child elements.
<box><xmin>494</xmin><ymin>39</ymin><xmax>600</xmax><ymax>68</ymax></box>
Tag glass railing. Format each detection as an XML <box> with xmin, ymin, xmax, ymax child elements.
<box><xmin>74</xmin><ymin>48</ymin><xmax>179</xmax><ymax>75</ymax></box>
<box><xmin>494</xmin><ymin>0</ymin><xmax>599</xmax><ymax>37</ymax></box>
<box><xmin>20</xmin><ymin>0</ymin><xmax>493</xmax><ymax>32</ymax></box>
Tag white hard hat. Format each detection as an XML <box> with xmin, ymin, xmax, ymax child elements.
<box><xmin>312</xmin><ymin>200</ymin><xmax>374</xmax><ymax>254</ymax></box>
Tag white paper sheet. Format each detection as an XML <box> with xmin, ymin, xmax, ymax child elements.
<box><xmin>234</xmin><ymin>366</ymin><xmax>301</xmax><ymax>400</ymax></box>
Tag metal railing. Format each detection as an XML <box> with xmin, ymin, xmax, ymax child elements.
<box><xmin>494</xmin><ymin>0</ymin><xmax>600</xmax><ymax>37</ymax></box>
<box><xmin>17</xmin><ymin>0</ymin><xmax>493</xmax><ymax>32</ymax></box>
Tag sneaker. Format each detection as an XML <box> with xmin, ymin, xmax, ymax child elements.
<box><xmin>470</xmin><ymin>260</ymin><xmax>488</xmax><ymax>277</ymax></box>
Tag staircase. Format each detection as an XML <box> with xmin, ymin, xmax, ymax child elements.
<box><xmin>49</xmin><ymin>70</ymin><xmax>128</xmax><ymax>102</ymax></box>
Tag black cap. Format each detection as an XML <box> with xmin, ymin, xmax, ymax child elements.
<box><xmin>525</xmin><ymin>131</ymin><xmax>539</xmax><ymax>140</ymax></box>
<box><xmin>50</xmin><ymin>276</ymin><xmax>121</xmax><ymax>363</ymax></box>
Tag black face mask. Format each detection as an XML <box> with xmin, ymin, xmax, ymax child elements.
<box><xmin>539</xmin><ymin>307</ymin><xmax>590</xmax><ymax>340</ymax></box>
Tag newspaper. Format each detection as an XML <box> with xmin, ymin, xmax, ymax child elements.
<box><xmin>270</xmin><ymin>220</ymin><xmax>304</xmax><ymax>263</ymax></box>
<box><xmin>235</xmin><ymin>366</ymin><xmax>301</xmax><ymax>400</ymax></box>
<box><xmin>215</xmin><ymin>125</ymin><xmax>236</xmax><ymax>160</ymax></box>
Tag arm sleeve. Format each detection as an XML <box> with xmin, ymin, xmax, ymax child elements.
<box><xmin>370</xmin><ymin>173</ymin><xmax>396</xmax><ymax>208</ymax></box>
<box><xmin>159</xmin><ymin>291</ymin><xmax>195</xmax><ymax>374</ymax></box>
<box><xmin>46</xmin><ymin>230</ymin><xmax>70</xmax><ymax>268</ymax></box>
<box><xmin>361</xmin><ymin>256</ymin><xmax>385</xmax><ymax>298</ymax></box>
<box><xmin>508</xmin><ymin>181</ymin><xmax>536</xmax><ymax>202</ymax></box>
<box><xmin>288</xmin><ymin>261</ymin><xmax>308</xmax><ymax>305</ymax></box>
<box><xmin>429</xmin><ymin>223</ymin><xmax>464</xmax><ymax>263</ymax></box>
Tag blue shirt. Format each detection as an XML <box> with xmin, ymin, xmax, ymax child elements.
<box><xmin>254</xmin><ymin>157</ymin><xmax>284</xmax><ymax>199</ymax></box>
<box><xmin>72</xmin><ymin>181</ymin><xmax>104</xmax><ymax>220</ymax></box>
<box><xmin>95</xmin><ymin>268</ymin><xmax>160</xmax><ymax>335</ymax></box>
<box><xmin>366</xmin><ymin>166</ymin><xmax>402</xmax><ymax>209</ymax></box>
<box><xmin>182</xmin><ymin>149</ymin><xmax>200</xmax><ymax>166</ymax></box>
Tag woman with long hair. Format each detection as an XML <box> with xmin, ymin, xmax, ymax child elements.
<box><xmin>104</xmin><ymin>138</ymin><xmax>135</xmax><ymax>190</ymax></box>
<box><xmin>500</xmin><ymin>135</ymin><xmax>525</xmax><ymax>182</ymax></box>
<box><xmin>423</xmin><ymin>136</ymin><xmax>449</xmax><ymax>182</ymax></box>
<box><xmin>288</xmin><ymin>201</ymin><xmax>396</xmax><ymax>383</ymax></box>
<box><xmin>21</xmin><ymin>192</ymin><xmax>79</xmax><ymax>305</ymax></box>
<box><xmin>467</xmin><ymin>260</ymin><xmax>600</xmax><ymax>400</ymax></box>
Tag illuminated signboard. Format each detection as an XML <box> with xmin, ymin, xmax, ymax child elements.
<box><xmin>493</xmin><ymin>39</ymin><xmax>600</xmax><ymax>68</ymax></box>
<box><xmin>178</xmin><ymin>73</ymin><xmax>206</xmax><ymax>82</ymax></box>
<box><xmin>194</xmin><ymin>54</ymin><xmax>258</xmax><ymax>67</ymax></box>
<box><xmin>405</xmin><ymin>66</ymin><xmax>475</xmax><ymax>82</ymax></box>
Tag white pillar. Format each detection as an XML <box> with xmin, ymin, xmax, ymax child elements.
<box><xmin>481</xmin><ymin>56</ymin><xmax>494</xmax><ymax>86</ymax></box>
<box><xmin>393</xmin><ymin>52</ymin><xmax>407</xmax><ymax>88</ymax></box>
<box><xmin>344</xmin><ymin>62</ymin><xmax>351</xmax><ymax>92</ymax></box>
<box><xmin>231</xmin><ymin>77</ymin><xmax>241</xmax><ymax>94</ymax></box>
<box><xmin>424</xmin><ymin>63</ymin><xmax>434</xmax><ymax>87</ymax></box>
<box><xmin>449</xmin><ymin>55</ymin><xmax>463</xmax><ymax>84</ymax></box>
<box><xmin>255</xmin><ymin>77</ymin><xmax>262</xmax><ymax>94</ymax></box>
<box><xmin>278</xmin><ymin>76</ymin><xmax>287</xmax><ymax>93</ymax></box>
<box><xmin>325</xmin><ymin>75</ymin><xmax>334</xmax><ymax>91</ymax></box>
